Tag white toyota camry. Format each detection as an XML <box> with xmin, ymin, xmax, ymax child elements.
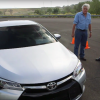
<box><xmin>0</xmin><ymin>20</ymin><xmax>86</xmax><ymax>100</ymax></box>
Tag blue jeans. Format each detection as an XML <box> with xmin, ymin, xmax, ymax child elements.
<box><xmin>74</xmin><ymin>29</ymin><xmax>88</xmax><ymax>58</ymax></box>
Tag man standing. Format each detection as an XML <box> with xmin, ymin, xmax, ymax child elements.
<box><xmin>72</xmin><ymin>4</ymin><xmax>92</xmax><ymax>61</ymax></box>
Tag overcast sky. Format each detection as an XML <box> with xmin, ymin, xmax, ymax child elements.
<box><xmin>0</xmin><ymin>0</ymin><xmax>92</xmax><ymax>9</ymax></box>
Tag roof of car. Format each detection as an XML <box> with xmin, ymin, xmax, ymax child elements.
<box><xmin>0</xmin><ymin>20</ymin><xmax>38</xmax><ymax>27</ymax></box>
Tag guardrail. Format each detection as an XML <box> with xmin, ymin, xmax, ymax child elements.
<box><xmin>0</xmin><ymin>15</ymin><xmax>100</xmax><ymax>18</ymax></box>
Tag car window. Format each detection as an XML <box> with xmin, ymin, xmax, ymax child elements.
<box><xmin>0</xmin><ymin>25</ymin><xmax>56</xmax><ymax>49</ymax></box>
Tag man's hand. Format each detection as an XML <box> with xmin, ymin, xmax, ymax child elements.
<box><xmin>89</xmin><ymin>32</ymin><xmax>92</xmax><ymax>38</ymax></box>
<box><xmin>72</xmin><ymin>33</ymin><xmax>75</xmax><ymax>37</ymax></box>
<box><xmin>89</xmin><ymin>24</ymin><xmax>92</xmax><ymax>38</ymax></box>
<box><xmin>72</xmin><ymin>24</ymin><xmax>76</xmax><ymax>37</ymax></box>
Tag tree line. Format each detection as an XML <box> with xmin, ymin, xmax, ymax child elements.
<box><xmin>34</xmin><ymin>0</ymin><xmax>100</xmax><ymax>15</ymax></box>
<box><xmin>0</xmin><ymin>9</ymin><xmax>13</xmax><ymax>15</ymax></box>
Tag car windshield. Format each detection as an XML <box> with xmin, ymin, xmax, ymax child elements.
<box><xmin>0</xmin><ymin>25</ymin><xmax>56</xmax><ymax>49</ymax></box>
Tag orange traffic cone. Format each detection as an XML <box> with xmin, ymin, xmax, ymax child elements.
<box><xmin>71</xmin><ymin>37</ymin><xmax>75</xmax><ymax>44</ymax></box>
<box><xmin>85</xmin><ymin>41</ymin><xmax>90</xmax><ymax>49</ymax></box>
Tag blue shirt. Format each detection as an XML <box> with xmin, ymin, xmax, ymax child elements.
<box><xmin>73</xmin><ymin>11</ymin><xmax>91</xmax><ymax>30</ymax></box>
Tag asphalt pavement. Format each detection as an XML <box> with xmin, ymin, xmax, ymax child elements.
<box><xmin>0</xmin><ymin>18</ymin><xmax>100</xmax><ymax>100</ymax></box>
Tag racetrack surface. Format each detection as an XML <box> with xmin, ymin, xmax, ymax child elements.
<box><xmin>0</xmin><ymin>18</ymin><xmax>100</xmax><ymax>100</ymax></box>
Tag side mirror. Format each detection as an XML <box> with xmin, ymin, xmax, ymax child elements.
<box><xmin>54</xmin><ymin>34</ymin><xmax>61</xmax><ymax>40</ymax></box>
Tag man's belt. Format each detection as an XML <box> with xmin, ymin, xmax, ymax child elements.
<box><xmin>76</xmin><ymin>29</ymin><xmax>87</xmax><ymax>31</ymax></box>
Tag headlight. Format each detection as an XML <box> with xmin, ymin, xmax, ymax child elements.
<box><xmin>0</xmin><ymin>78</ymin><xmax>23</xmax><ymax>91</ymax></box>
<box><xmin>73</xmin><ymin>60</ymin><xmax>84</xmax><ymax>78</ymax></box>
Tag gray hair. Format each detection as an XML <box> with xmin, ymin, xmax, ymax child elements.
<box><xmin>82</xmin><ymin>4</ymin><xmax>90</xmax><ymax>10</ymax></box>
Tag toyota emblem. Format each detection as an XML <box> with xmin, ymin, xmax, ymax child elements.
<box><xmin>47</xmin><ymin>82</ymin><xmax>57</xmax><ymax>91</ymax></box>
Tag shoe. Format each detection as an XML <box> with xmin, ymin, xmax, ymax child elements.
<box><xmin>80</xmin><ymin>57</ymin><xmax>86</xmax><ymax>61</ymax></box>
<box><xmin>95</xmin><ymin>58</ymin><xmax>100</xmax><ymax>61</ymax></box>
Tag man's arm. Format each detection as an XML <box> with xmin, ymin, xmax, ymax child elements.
<box><xmin>72</xmin><ymin>13</ymin><xmax>78</xmax><ymax>37</ymax></box>
<box><xmin>89</xmin><ymin>24</ymin><xmax>92</xmax><ymax>38</ymax></box>
<box><xmin>72</xmin><ymin>24</ymin><xmax>76</xmax><ymax>37</ymax></box>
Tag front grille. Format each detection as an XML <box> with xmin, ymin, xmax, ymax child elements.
<box><xmin>23</xmin><ymin>79</ymin><xmax>72</xmax><ymax>94</ymax></box>
<box><xmin>18</xmin><ymin>79</ymin><xmax>82</xmax><ymax>100</ymax></box>
<box><xmin>18</xmin><ymin>89</ymin><xmax>69</xmax><ymax>100</ymax></box>
<box><xmin>24</xmin><ymin>88</ymin><xmax>48</xmax><ymax>94</ymax></box>
<box><xmin>69</xmin><ymin>82</ymin><xmax>82</xmax><ymax>99</ymax></box>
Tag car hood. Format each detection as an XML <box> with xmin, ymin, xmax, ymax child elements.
<box><xmin>0</xmin><ymin>42</ymin><xmax>78</xmax><ymax>84</ymax></box>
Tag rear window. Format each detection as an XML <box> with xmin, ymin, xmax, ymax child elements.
<box><xmin>0</xmin><ymin>25</ymin><xmax>56</xmax><ymax>49</ymax></box>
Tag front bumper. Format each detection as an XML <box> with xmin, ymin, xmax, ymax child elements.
<box><xmin>0</xmin><ymin>69</ymin><xmax>86</xmax><ymax>100</ymax></box>
<box><xmin>18</xmin><ymin>79</ymin><xmax>82</xmax><ymax>100</ymax></box>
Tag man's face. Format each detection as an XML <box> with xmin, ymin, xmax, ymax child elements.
<box><xmin>82</xmin><ymin>6</ymin><xmax>88</xmax><ymax>14</ymax></box>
